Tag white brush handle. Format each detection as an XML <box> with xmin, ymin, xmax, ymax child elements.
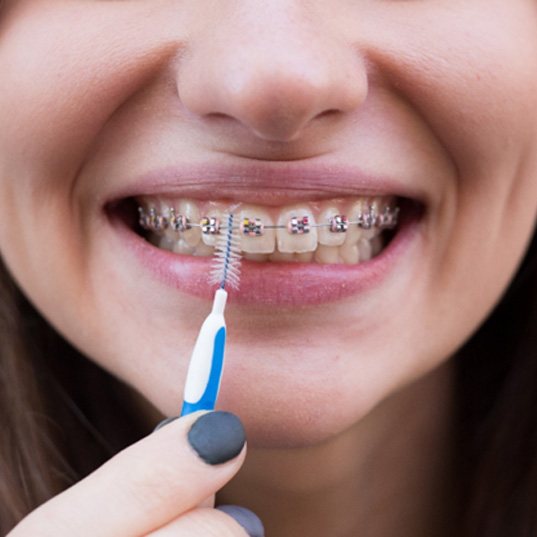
<box><xmin>180</xmin><ymin>289</ymin><xmax>228</xmax><ymax>416</ymax></box>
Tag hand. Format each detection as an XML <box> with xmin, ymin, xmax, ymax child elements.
<box><xmin>8</xmin><ymin>411</ymin><xmax>263</xmax><ymax>537</ymax></box>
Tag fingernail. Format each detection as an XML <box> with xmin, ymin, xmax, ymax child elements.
<box><xmin>153</xmin><ymin>416</ymin><xmax>179</xmax><ymax>432</ymax></box>
<box><xmin>217</xmin><ymin>505</ymin><xmax>265</xmax><ymax>537</ymax></box>
<box><xmin>188</xmin><ymin>411</ymin><xmax>246</xmax><ymax>465</ymax></box>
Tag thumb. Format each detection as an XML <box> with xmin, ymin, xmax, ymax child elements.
<box><xmin>10</xmin><ymin>411</ymin><xmax>246</xmax><ymax>537</ymax></box>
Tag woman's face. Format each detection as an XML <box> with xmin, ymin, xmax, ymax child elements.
<box><xmin>1</xmin><ymin>0</ymin><xmax>537</xmax><ymax>447</ymax></box>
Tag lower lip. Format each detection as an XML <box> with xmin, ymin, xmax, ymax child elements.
<box><xmin>111</xmin><ymin>209</ymin><xmax>422</xmax><ymax>307</ymax></box>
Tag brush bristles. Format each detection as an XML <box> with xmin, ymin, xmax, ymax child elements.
<box><xmin>208</xmin><ymin>214</ymin><xmax>242</xmax><ymax>290</ymax></box>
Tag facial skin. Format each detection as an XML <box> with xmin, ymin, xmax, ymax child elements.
<box><xmin>1</xmin><ymin>0</ymin><xmax>537</xmax><ymax>457</ymax></box>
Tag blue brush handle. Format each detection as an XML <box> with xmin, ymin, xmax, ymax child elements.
<box><xmin>180</xmin><ymin>289</ymin><xmax>228</xmax><ymax>416</ymax></box>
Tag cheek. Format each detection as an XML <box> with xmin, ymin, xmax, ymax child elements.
<box><xmin>0</xmin><ymin>3</ymin><xmax>179</xmax><ymax>189</ymax></box>
<box><xmin>361</xmin><ymin>1</ymin><xmax>537</xmax><ymax>181</ymax></box>
<box><xmin>371</xmin><ymin>1</ymin><xmax>537</xmax><ymax>320</ymax></box>
<box><xmin>0</xmin><ymin>2</ymin><xmax>181</xmax><ymax>327</ymax></box>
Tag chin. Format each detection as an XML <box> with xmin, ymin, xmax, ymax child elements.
<box><xmin>213</xmin><ymin>375</ymin><xmax>375</xmax><ymax>449</ymax></box>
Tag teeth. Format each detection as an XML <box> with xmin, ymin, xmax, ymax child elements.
<box><xmin>339</xmin><ymin>242</ymin><xmax>360</xmax><ymax>264</ymax></box>
<box><xmin>269</xmin><ymin>251</ymin><xmax>298</xmax><ymax>263</ymax></box>
<box><xmin>277</xmin><ymin>206</ymin><xmax>318</xmax><ymax>253</ymax></box>
<box><xmin>296</xmin><ymin>251</ymin><xmax>314</xmax><ymax>263</ymax></box>
<box><xmin>371</xmin><ymin>235</ymin><xmax>384</xmax><ymax>257</ymax></box>
<box><xmin>239</xmin><ymin>205</ymin><xmax>276</xmax><ymax>254</ymax></box>
<box><xmin>315</xmin><ymin>245</ymin><xmax>341</xmax><ymax>264</ymax></box>
<box><xmin>201</xmin><ymin>203</ymin><xmax>226</xmax><ymax>247</ymax></box>
<box><xmin>358</xmin><ymin>238</ymin><xmax>373</xmax><ymax>262</ymax></box>
<box><xmin>157</xmin><ymin>235</ymin><xmax>175</xmax><ymax>250</ymax></box>
<box><xmin>193</xmin><ymin>242</ymin><xmax>214</xmax><ymax>256</ymax></box>
<box><xmin>146</xmin><ymin>205</ymin><xmax>169</xmax><ymax>232</ymax></box>
<box><xmin>318</xmin><ymin>203</ymin><xmax>347</xmax><ymax>246</ymax></box>
<box><xmin>343</xmin><ymin>200</ymin><xmax>365</xmax><ymax>247</ymax></box>
<box><xmin>243</xmin><ymin>252</ymin><xmax>270</xmax><ymax>262</ymax></box>
<box><xmin>355</xmin><ymin>198</ymin><xmax>382</xmax><ymax>240</ymax></box>
<box><xmin>136</xmin><ymin>195</ymin><xmax>400</xmax><ymax>265</ymax></box>
<box><xmin>171</xmin><ymin>238</ymin><xmax>196</xmax><ymax>255</ymax></box>
<box><xmin>172</xmin><ymin>240</ymin><xmax>196</xmax><ymax>255</ymax></box>
<box><xmin>165</xmin><ymin>199</ymin><xmax>201</xmax><ymax>250</ymax></box>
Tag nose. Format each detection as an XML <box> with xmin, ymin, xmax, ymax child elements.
<box><xmin>177</xmin><ymin>7</ymin><xmax>367</xmax><ymax>143</ymax></box>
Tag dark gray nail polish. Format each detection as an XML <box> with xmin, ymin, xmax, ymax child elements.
<box><xmin>188</xmin><ymin>411</ymin><xmax>245</xmax><ymax>465</ymax></box>
<box><xmin>153</xmin><ymin>416</ymin><xmax>179</xmax><ymax>432</ymax></box>
<box><xmin>217</xmin><ymin>505</ymin><xmax>265</xmax><ymax>537</ymax></box>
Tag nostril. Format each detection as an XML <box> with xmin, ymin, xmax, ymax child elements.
<box><xmin>202</xmin><ymin>108</ymin><xmax>341</xmax><ymax>144</ymax></box>
<box><xmin>315</xmin><ymin>109</ymin><xmax>340</xmax><ymax>120</ymax></box>
<box><xmin>206</xmin><ymin>112</ymin><xmax>233</xmax><ymax>121</ymax></box>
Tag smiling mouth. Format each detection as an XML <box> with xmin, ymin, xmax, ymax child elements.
<box><xmin>105</xmin><ymin>164</ymin><xmax>426</xmax><ymax>304</ymax></box>
<box><xmin>114</xmin><ymin>194</ymin><xmax>421</xmax><ymax>265</ymax></box>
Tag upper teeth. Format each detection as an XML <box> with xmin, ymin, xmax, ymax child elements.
<box><xmin>138</xmin><ymin>201</ymin><xmax>399</xmax><ymax>234</ymax></box>
<box><xmin>136</xmin><ymin>197</ymin><xmax>399</xmax><ymax>261</ymax></box>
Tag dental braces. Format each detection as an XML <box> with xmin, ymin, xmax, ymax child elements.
<box><xmin>138</xmin><ymin>204</ymin><xmax>400</xmax><ymax>236</ymax></box>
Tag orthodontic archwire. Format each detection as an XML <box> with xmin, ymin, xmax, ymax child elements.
<box><xmin>138</xmin><ymin>204</ymin><xmax>400</xmax><ymax>235</ymax></box>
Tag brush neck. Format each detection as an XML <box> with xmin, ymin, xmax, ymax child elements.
<box><xmin>212</xmin><ymin>288</ymin><xmax>228</xmax><ymax>314</ymax></box>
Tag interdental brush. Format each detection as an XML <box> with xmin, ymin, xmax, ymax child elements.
<box><xmin>180</xmin><ymin>213</ymin><xmax>242</xmax><ymax>416</ymax></box>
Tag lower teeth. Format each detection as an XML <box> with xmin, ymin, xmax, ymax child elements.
<box><xmin>145</xmin><ymin>228</ymin><xmax>390</xmax><ymax>265</ymax></box>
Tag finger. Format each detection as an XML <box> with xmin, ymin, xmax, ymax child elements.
<box><xmin>10</xmin><ymin>411</ymin><xmax>246</xmax><ymax>537</ymax></box>
<box><xmin>156</xmin><ymin>419</ymin><xmax>214</xmax><ymax>508</ymax></box>
<box><xmin>147</xmin><ymin>507</ymin><xmax>264</xmax><ymax>537</ymax></box>
<box><xmin>216</xmin><ymin>506</ymin><xmax>265</xmax><ymax>537</ymax></box>
<box><xmin>199</xmin><ymin>494</ymin><xmax>216</xmax><ymax>508</ymax></box>
<box><xmin>148</xmin><ymin>421</ymin><xmax>220</xmax><ymax>514</ymax></box>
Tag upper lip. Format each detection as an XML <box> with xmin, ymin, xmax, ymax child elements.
<box><xmin>105</xmin><ymin>161</ymin><xmax>428</xmax><ymax>207</ymax></box>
